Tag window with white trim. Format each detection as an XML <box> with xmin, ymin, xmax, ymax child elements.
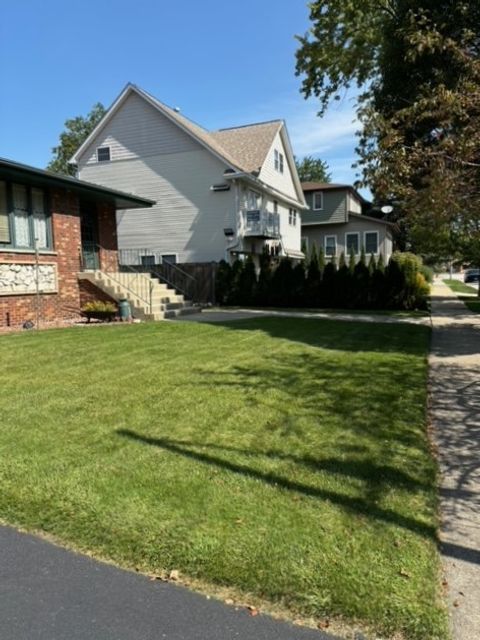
<box><xmin>325</xmin><ymin>235</ymin><xmax>337</xmax><ymax>257</ymax></box>
<box><xmin>345</xmin><ymin>232</ymin><xmax>360</xmax><ymax>255</ymax></box>
<box><xmin>162</xmin><ymin>254</ymin><xmax>177</xmax><ymax>265</ymax></box>
<box><xmin>288</xmin><ymin>208</ymin><xmax>297</xmax><ymax>226</ymax></box>
<box><xmin>313</xmin><ymin>191</ymin><xmax>323</xmax><ymax>210</ymax></box>
<box><xmin>274</xmin><ymin>149</ymin><xmax>284</xmax><ymax>173</ymax></box>
<box><xmin>273</xmin><ymin>200</ymin><xmax>278</xmax><ymax>213</ymax></box>
<box><xmin>97</xmin><ymin>146</ymin><xmax>111</xmax><ymax>162</ymax></box>
<box><xmin>247</xmin><ymin>189</ymin><xmax>261</xmax><ymax>210</ymax></box>
<box><xmin>365</xmin><ymin>231</ymin><xmax>379</xmax><ymax>254</ymax></box>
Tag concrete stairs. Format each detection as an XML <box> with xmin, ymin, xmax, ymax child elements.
<box><xmin>79</xmin><ymin>270</ymin><xmax>200</xmax><ymax>321</ymax></box>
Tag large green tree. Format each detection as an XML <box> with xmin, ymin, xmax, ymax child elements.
<box><xmin>47</xmin><ymin>103</ymin><xmax>106</xmax><ymax>176</ymax></box>
<box><xmin>295</xmin><ymin>155</ymin><xmax>331</xmax><ymax>182</ymax></box>
<box><xmin>296</xmin><ymin>1</ymin><xmax>480</xmax><ymax>273</ymax></box>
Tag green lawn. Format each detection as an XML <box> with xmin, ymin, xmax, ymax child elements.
<box><xmin>0</xmin><ymin>319</ymin><xmax>447</xmax><ymax>639</ymax></box>
<box><xmin>443</xmin><ymin>279</ymin><xmax>480</xmax><ymax>312</ymax></box>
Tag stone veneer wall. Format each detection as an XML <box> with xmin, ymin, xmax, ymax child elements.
<box><xmin>0</xmin><ymin>189</ymin><xmax>118</xmax><ymax>329</ymax></box>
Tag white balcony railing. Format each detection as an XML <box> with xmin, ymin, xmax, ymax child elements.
<box><xmin>243</xmin><ymin>209</ymin><xmax>280</xmax><ymax>238</ymax></box>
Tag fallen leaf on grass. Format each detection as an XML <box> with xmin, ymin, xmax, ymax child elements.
<box><xmin>399</xmin><ymin>568</ymin><xmax>411</xmax><ymax>578</ymax></box>
<box><xmin>247</xmin><ymin>605</ymin><xmax>259</xmax><ymax>616</ymax></box>
<box><xmin>169</xmin><ymin>569</ymin><xmax>180</xmax><ymax>581</ymax></box>
<box><xmin>317</xmin><ymin>619</ymin><xmax>330</xmax><ymax>630</ymax></box>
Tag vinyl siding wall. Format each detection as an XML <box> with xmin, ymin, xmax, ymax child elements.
<box><xmin>302</xmin><ymin>189</ymin><xmax>348</xmax><ymax>224</ymax></box>
<box><xmin>302</xmin><ymin>217</ymin><xmax>393</xmax><ymax>261</ymax></box>
<box><xmin>258</xmin><ymin>131</ymin><xmax>298</xmax><ymax>201</ymax></box>
<box><xmin>77</xmin><ymin>92</ymin><xmax>199</xmax><ymax>168</ymax></box>
<box><xmin>80</xmin><ymin>152</ymin><xmax>236</xmax><ymax>263</ymax></box>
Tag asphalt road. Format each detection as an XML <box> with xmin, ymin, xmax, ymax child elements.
<box><xmin>0</xmin><ymin>525</ymin><xmax>337</xmax><ymax>640</ymax></box>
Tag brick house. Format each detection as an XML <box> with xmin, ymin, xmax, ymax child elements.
<box><xmin>0</xmin><ymin>157</ymin><xmax>154</xmax><ymax>330</ymax></box>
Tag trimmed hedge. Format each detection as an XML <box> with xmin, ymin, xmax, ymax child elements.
<box><xmin>215</xmin><ymin>249</ymin><xmax>429</xmax><ymax>311</ymax></box>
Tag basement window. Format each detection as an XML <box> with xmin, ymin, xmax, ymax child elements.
<box><xmin>97</xmin><ymin>146</ymin><xmax>111</xmax><ymax>162</ymax></box>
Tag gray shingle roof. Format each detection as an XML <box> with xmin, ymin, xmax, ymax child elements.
<box><xmin>210</xmin><ymin>121</ymin><xmax>282</xmax><ymax>175</ymax></box>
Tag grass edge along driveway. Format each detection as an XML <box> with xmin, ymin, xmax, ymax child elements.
<box><xmin>443</xmin><ymin>278</ymin><xmax>480</xmax><ymax>313</ymax></box>
<box><xmin>0</xmin><ymin>319</ymin><xmax>448</xmax><ymax>639</ymax></box>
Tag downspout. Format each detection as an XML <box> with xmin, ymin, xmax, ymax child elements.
<box><xmin>225</xmin><ymin>179</ymin><xmax>241</xmax><ymax>262</ymax></box>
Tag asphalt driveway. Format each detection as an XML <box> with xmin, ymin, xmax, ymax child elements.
<box><xmin>0</xmin><ymin>525</ymin><xmax>337</xmax><ymax>640</ymax></box>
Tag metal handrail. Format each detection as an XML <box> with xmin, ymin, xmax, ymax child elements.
<box><xmin>118</xmin><ymin>249</ymin><xmax>198</xmax><ymax>300</ymax></box>
<box><xmin>80</xmin><ymin>244</ymin><xmax>154</xmax><ymax>315</ymax></box>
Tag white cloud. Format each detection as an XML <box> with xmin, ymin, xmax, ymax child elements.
<box><xmin>288</xmin><ymin>106</ymin><xmax>359</xmax><ymax>157</ymax></box>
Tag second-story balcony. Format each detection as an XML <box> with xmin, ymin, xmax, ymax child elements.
<box><xmin>243</xmin><ymin>209</ymin><xmax>280</xmax><ymax>239</ymax></box>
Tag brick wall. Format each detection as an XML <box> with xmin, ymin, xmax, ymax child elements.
<box><xmin>0</xmin><ymin>189</ymin><xmax>119</xmax><ymax>329</ymax></box>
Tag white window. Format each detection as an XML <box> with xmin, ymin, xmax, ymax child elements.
<box><xmin>0</xmin><ymin>181</ymin><xmax>10</xmax><ymax>244</ymax></box>
<box><xmin>313</xmin><ymin>191</ymin><xmax>323</xmax><ymax>210</ymax></box>
<box><xmin>0</xmin><ymin>182</ymin><xmax>51</xmax><ymax>249</ymax></box>
<box><xmin>365</xmin><ymin>231</ymin><xmax>379</xmax><ymax>254</ymax></box>
<box><xmin>97</xmin><ymin>146</ymin><xmax>111</xmax><ymax>162</ymax></box>
<box><xmin>325</xmin><ymin>235</ymin><xmax>337</xmax><ymax>257</ymax></box>
<box><xmin>345</xmin><ymin>232</ymin><xmax>360</xmax><ymax>255</ymax></box>
<box><xmin>32</xmin><ymin>188</ymin><xmax>48</xmax><ymax>249</ymax></box>
<box><xmin>274</xmin><ymin>149</ymin><xmax>284</xmax><ymax>173</ymax></box>
<box><xmin>288</xmin><ymin>208</ymin><xmax>297</xmax><ymax>226</ymax></box>
<box><xmin>13</xmin><ymin>184</ymin><xmax>30</xmax><ymax>247</ymax></box>
<box><xmin>247</xmin><ymin>190</ymin><xmax>261</xmax><ymax>210</ymax></box>
<box><xmin>273</xmin><ymin>200</ymin><xmax>278</xmax><ymax>213</ymax></box>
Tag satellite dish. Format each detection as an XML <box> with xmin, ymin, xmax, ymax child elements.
<box><xmin>381</xmin><ymin>205</ymin><xmax>394</xmax><ymax>214</ymax></box>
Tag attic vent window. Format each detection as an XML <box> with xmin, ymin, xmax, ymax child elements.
<box><xmin>210</xmin><ymin>183</ymin><xmax>231</xmax><ymax>192</ymax></box>
<box><xmin>97</xmin><ymin>146</ymin><xmax>111</xmax><ymax>162</ymax></box>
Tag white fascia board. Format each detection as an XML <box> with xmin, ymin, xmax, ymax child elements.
<box><xmin>70</xmin><ymin>82</ymin><xmax>134</xmax><ymax>164</ymax></box>
<box><xmin>278</xmin><ymin>123</ymin><xmax>308</xmax><ymax>207</ymax></box>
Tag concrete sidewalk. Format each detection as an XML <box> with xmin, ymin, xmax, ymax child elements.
<box><xmin>429</xmin><ymin>281</ymin><xmax>480</xmax><ymax>640</ymax></box>
<box><xmin>0</xmin><ymin>525</ymin><xmax>337</xmax><ymax>640</ymax></box>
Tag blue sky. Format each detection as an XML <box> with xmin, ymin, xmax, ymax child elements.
<box><xmin>0</xmin><ymin>1</ymin><xmax>361</xmax><ymax>187</ymax></box>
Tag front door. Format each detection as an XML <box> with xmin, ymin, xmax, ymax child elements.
<box><xmin>80</xmin><ymin>203</ymin><xmax>99</xmax><ymax>270</ymax></box>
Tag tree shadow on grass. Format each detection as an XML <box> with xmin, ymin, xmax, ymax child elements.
<box><xmin>117</xmin><ymin>428</ymin><xmax>437</xmax><ymax>540</ymax></box>
<box><xmin>196</xmin><ymin>316</ymin><xmax>431</xmax><ymax>357</ymax></box>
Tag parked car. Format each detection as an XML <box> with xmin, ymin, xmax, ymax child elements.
<box><xmin>464</xmin><ymin>269</ymin><xmax>480</xmax><ymax>283</ymax></box>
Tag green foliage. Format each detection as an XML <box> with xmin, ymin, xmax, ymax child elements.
<box><xmin>270</xmin><ymin>258</ymin><xmax>295</xmax><ymax>307</ymax></box>
<box><xmin>306</xmin><ymin>243</ymin><xmax>321</xmax><ymax>306</ymax></box>
<box><xmin>81</xmin><ymin>300</ymin><xmax>117</xmax><ymax>313</ymax></box>
<box><xmin>236</xmin><ymin>257</ymin><xmax>257</xmax><ymax>306</ymax></box>
<box><xmin>47</xmin><ymin>103</ymin><xmax>106</xmax><ymax>176</ymax></box>
<box><xmin>215</xmin><ymin>260</ymin><xmax>233</xmax><ymax>304</ymax></box>
<box><xmin>296</xmin><ymin>1</ymin><xmax>480</xmax><ymax>264</ymax></box>
<box><xmin>348</xmin><ymin>247</ymin><xmax>356</xmax><ymax>273</ymax></box>
<box><xmin>318</xmin><ymin>245</ymin><xmax>326</xmax><ymax>275</ymax></box>
<box><xmin>255</xmin><ymin>250</ymin><xmax>273</xmax><ymax>305</ymax></box>
<box><xmin>215</xmin><ymin>250</ymin><xmax>429</xmax><ymax>311</ymax></box>
<box><xmin>385</xmin><ymin>253</ymin><xmax>429</xmax><ymax>310</ymax></box>
<box><xmin>295</xmin><ymin>155</ymin><xmax>331</xmax><ymax>182</ymax></box>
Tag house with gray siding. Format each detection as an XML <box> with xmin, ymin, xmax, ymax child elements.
<box><xmin>301</xmin><ymin>182</ymin><xmax>393</xmax><ymax>261</ymax></box>
<box><xmin>71</xmin><ymin>84</ymin><xmax>307</xmax><ymax>268</ymax></box>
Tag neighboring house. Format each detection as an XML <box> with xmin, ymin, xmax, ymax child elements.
<box><xmin>71</xmin><ymin>83</ymin><xmax>307</xmax><ymax>267</ymax></box>
<box><xmin>301</xmin><ymin>182</ymin><xmax>393</xmax><ymax>262</ymax></box>
<box><xmin>0</xmin><ymin>157</ymin><xmax>164</xmax><ymax>330</ymax></box>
